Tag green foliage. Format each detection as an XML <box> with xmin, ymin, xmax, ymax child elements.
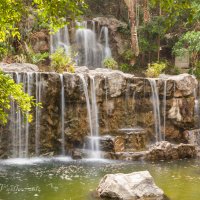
<box><xmin>50</xmin><ymin>48</ymin><xmax>75</xmax><ymax>73</ymax></box>
<box><xmin>150</xmin><ymin>0</ymin><xmax>195</xmax><ymax>29</ymax></box>
<box><xmin>146</xmin><ymin>62</ymin><xmax>166</xmax><ymax>78</ymax></box>
<box><xmin>119</xmin><ymin>63</ymin><xmax>132</xmax><ymax>73</ymax></box>
<box><xmin>0</xmin><ymin>0</ymin><xmax>87</xmax><ymax>42</ymax></box>
<box><xmin>28</xmin><ymin>52</ymin><xmax>49</xmax><ymax>65</ymax></box>
<box><xmin>14</xmin><ymin>54</ymin><xmax>27</xmax><ymax>63</ymax></box>
<box><xmin>165</xmin><ymin>65</ymin><xmax>181</xmax><ymax>75</ymax></box>
<box><xmin>189</xmin><ymin>61</ymin><xmax>200</xmax><ymax>80</ymax></box>
<box><xmin>103</xmin><ymin>57</ymin><xmax>118</xmax><ymax>70</ymax></box>
<box><xmin>122</xmin><ymin>49</ymin><xmax>135</xmax><ymax>62</ymax></box>
<box><xmin>173</xmin><ymin>31</ymin><xmax>200</xmax><ymax>66</ymax></box>
<box><xmin>0</xmin><ymin>42</ymin><xmax>8</xmax><ymax>60</ymax></box>
<box><xmin>0</xmin><ymin>71</ymin><xmax>38</xmax><ymax>125</ymax></box>
<box><xmin>117</xmin><ymin>26</ymin><xmax>131</xmax><ymax>36</ymax></box>
<box><xmin>138</xmin><ymin>16</ymin><xmax>166</xmax><ymax>54</ymax></box>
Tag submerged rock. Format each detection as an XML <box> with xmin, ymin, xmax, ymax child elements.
<box><xmin>97</xmin><ymin>171</ymin><xmax>165</xmax><ymax>200</ymax></box>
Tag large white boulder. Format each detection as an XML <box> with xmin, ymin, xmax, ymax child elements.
<box><xmin>97</xmin><ymin>171</ymin><xmax>164</xmax><ymax>200</ymax></box>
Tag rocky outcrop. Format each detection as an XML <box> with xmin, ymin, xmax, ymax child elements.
<box><xmin>29</xmin><ymin>30</ymin><xmax>49</xmax><ymax>53</ymax></box>
<box><xmin>97</xmin><ymin>171</ymin><xmax>165</xmax><ymax>200</ymax></box>
<box><xmin>184</xmin><ymin>129</ymin><xmax>200</xmax><ymax>157</ymax></box>
<box><xmin>93</xmin><ymin>17</ymin><xmax>130</xmax><ymax>58</ymax></box>
<box><xmin>145</xmin><ymin>141</ymin><xmax>196</xmax><ymax>161</ymax></box>
<box><xmin>0</xmin><ymin>65</ymin><xmax>197</xmax><ymax>158</ymax></box>
<box><xmin>0</xmin><ymin>63</ymin><xmax>39</xmax><ymax>72</ymax></box>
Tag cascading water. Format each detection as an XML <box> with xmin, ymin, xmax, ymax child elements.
<box><xmin>50</xmin><ymin>25</ymin><xmax>71</xmax><ymax>55</ymax></box>
<box><xmin>75</xmin><ymin>21</ymin><xmax>104</xmax><ymax>68</ymax></box>
<box><xmin>162</xmin><ymin>79</ymin><xmax>167</xmax><ymax>141</ymax></box>
<box><xmin>148</xmin><ymin>79</ymin><xmax>163</xmax><ymax>142</ymax></box>
<box><xmin>9</xmin><ymin>73</ymin><xmax>34</xmax><ymax>158</ymax></box>
<box><xmin>99</xmin><ymin>26</ymin><xmax>112</xmax><ymax>58</ymax></box>
<box><xmin>90</xmin><ymin>76</ymin><xmax>100</xmax><ymax>158</ymax></box>
<box><xmin>79</xmin><ymin>74</ymin><xmax>101</xmax><ymax>158</ymax></box>
<box><xmin>194</xmin><ymin>83</ymin><xmax>200</xmax><ymax>128</ymax></box>
<box><xmin>60</xmin><ymin>74</ymin><xmax>66</xmax><ymax>155</ymax></box>
<box><xmin>35</xmin><ymin>73</ymin><xmax>42</xmax><ymax>156</ymax></box>
<box><xmin>50</xmin><ymin>20</ymin><xmax>112</xmax><ymax>68</ymax></box>
<box><xmin>25</xmin><ymin>73</ymin><xmax>34</xmax><ymax>157</ymax></box>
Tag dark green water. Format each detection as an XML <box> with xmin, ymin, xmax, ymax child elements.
<box><xmin>0</xmin><ymin>157</ymin><xmax>200</xmax><ymax>200</ymax></box>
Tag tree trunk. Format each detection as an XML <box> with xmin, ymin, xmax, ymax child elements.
<box><xmin>124</xmin><ymin>0</ymin><xmax>139</xmax><ymax>64</ymax></box>
<box><xmin>143</xmin><ymin>0</ymin><xmax>150</xmax><ymax>23</ymax></box>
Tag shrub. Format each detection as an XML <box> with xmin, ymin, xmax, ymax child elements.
<box><xmin>189</xmin><ymin>62</ymin><xmax>200</xmax><ymax>80</ymax></box>
<box><xmin>145</xmin><ymin>62</ymin><xmax>166</xmax><ymax>78</ymax></box>
<box><xmin>103</xmin><ymin>57</ymin><xmax>118</xmax><ymax>70</ymax></box>
<box><xmin>14</xmin><ymin>54</ymin><xmax>27</xmax><ymax>63</ymax></box>
<box><xmin>122</xmin><ymin>49</ymin><xmax>134</xmax><ymax>62</ymax></box>
<box><xmin>28</xmin><ymin>52</ymin><xmax>49</xmax><ymax>65</ymax></box>
<box><xmin>50</xmin><ymin>48</ymin><xmax>75</xmax><ymax>73</ymax></box>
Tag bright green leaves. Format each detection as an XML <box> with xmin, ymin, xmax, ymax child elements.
<box><xmin>173</xmin><ymin>31</ymin><xmax>200</xmax><ymax>67</ymax></box>
<box><xmin>0</xmin><ymin>71</ymin><xmax>38</xmax><ymax>125</ymax></box>
<box><xmin>50</xmin><ymin>47</ymin><xmax>75</xmax><ymax>73</ymax></box>
<box><xmin>0</xmin><ymin>0</ymin><xmax>87</xmax><ymax>42</ymax></box>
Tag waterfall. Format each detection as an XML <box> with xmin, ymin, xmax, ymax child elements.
<box><xmin>75</xmin><ymin>21</ymin><xmax>104</xmax><ymax>68</ymax></box>
<box><xmin>49</xmin><ymin>21</ymin><xmax>112</xmax><ymax>68</ymax></box>
<box><xmin>60</xmin><ymin>74</ymin><xmax>66</xmax><ymax>155</ymax></box>
<box><xmin>100</xmin><ymin>26</ymin><xmax>112</xmax><ymax>58</ymax></box>
<box><xmin>162</xmin><ymin>80</ymin><xmax>167</xmax><ymax>141</ymax></box>
<box><xmin>9</xmin><ymin>73</ymin><xmax>34</xmax><ymax>158</ymax></box>
<box><xmin>148</xmin><ymin>79</ymin><xmax>162</xmax><ymax>142</ymax></box>
<box><xmin>50</xmin><ymin>25</ymin><xmax>71</xmax><ymax>55</ymax></box>
<box><xmin>90</xmin><ymin>76</ymin><xmax>100</xmax><ymax>158</ymax></box>
<box><xmin>35</xmin><ymin>73</ymin><xmax>42</xmax><ymax>156</ymax></box>
<box><xmin>194</xmin><ymin>83</ymin><xmax>200</xmax><ymax>128</ymax></box>
<box><xmin>79</xmin><ymin>74</ymin><xmax>101</xmax><ymax>158</ymax></box>
<box><xmin>25</xmin><ymin>73</ymin><xmax>34</xmax><ymax>157</ymax></box>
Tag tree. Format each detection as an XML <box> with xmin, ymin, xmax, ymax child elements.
<box><xmin>124</xmin><ymin>0</ymin><xmax>139</xmax><ymax>64</ymax></box>
<box><xmin>0</xmin><ymin>70</ymin><xmax>37</xmax><ymax>125</ymax></box>
<box><xmin>0</xmin><ymin>0</ymin><xmax>87</xmax><ymax>42</ymax></box>
<box><xmin>173</xmin><ymin>31</ymin><xmax>200</xmax><ymax>67</ymax></box>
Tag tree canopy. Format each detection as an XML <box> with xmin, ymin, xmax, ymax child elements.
<box><xmin>0</xmin><ymin>0</ymin><xmax>87</xmax><ymax>42</ymax></box>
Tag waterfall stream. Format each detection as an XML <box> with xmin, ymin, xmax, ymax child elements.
<box><xmin>148</xmin><ymin>79</ymin><xmax>162</xmax><ymax>142</ymax></box>
<box><xmin>163</xmin><ymin>79</ymin><xmax>167</xmax><ymax>141</ymax></box>
<box><xmin>60</xmin><ymin>74</ymin><xmax>66</xmax><ymax>155</ymax></box>
<box><xmin>79</xmin><ymin>74</ymin><xmax>101</xmax><ymax>159</ymax></box>
<box><xmin>50</xmin><ymin>21</ymin><xmax>112</xmax><ymax>68</ymax></box>
<box><xmin>50</xmin><ymin>26</ymin><xmax>71</xmax><ymax>55</ymax></box>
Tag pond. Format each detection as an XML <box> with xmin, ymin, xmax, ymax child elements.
<box><xmin>0</xmin><ymin>157</ymin><xmax>200</xmax><ymax>200</ymax></box>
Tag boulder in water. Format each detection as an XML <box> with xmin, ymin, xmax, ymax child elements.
<box><xmin>97</xmin><ymin>171</ymin><xmax>165</xmax><ymax>200</ymax></box>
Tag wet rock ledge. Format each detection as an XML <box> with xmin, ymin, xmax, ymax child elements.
<box><xmin>0</xmin><ymin>64</ymin><xmax>198</xmax><ymax>159</ymax></box>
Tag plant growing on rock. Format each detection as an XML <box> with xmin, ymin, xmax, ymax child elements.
<box><xmin>50</xmin><ymin>48</ymin><xmax>76</xmax><ymax>73</ymax></box>
<box><xmin>146</xmin><ymin>62</ymin><xmax>166</xmax><ymax>78</ymax></box>
<box><xmin>103</xmin><ymin>57</ymin><xmax>118</xmax><ymax>70</ymax></box>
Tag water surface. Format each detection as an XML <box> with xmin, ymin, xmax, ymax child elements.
<box><xmin>0</xmin><ymin>158</ymin><xmax>199</xmax><ymax>200</ymax></box>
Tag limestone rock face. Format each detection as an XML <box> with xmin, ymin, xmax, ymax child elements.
<box><xmin>0</xmin><ymin>63</ymin><xmax>39</xmax><ymax>72</ymax></box>
<box><xmin>29</xmin><ymin>30</ymin><xmax>49</xmax><ymax>53</ymax></box>
<box><xmin>159</xmin><ymin>73</ymin><xmax>198</xmax><ymax>97</ymax></box>
<box><xmin>0</xmin><ymin>64</ymin><xmax>198</xmax><ymax>158</ymax></box>
<box><xmin>93</xmin><ymin>17</ymin><xmax>127</xmax><ymax>32</ymax></box>
<box><xmin>97</xmin><ymin>171</ymin><xmax>164</xmax><ymax>200</ymax></box>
